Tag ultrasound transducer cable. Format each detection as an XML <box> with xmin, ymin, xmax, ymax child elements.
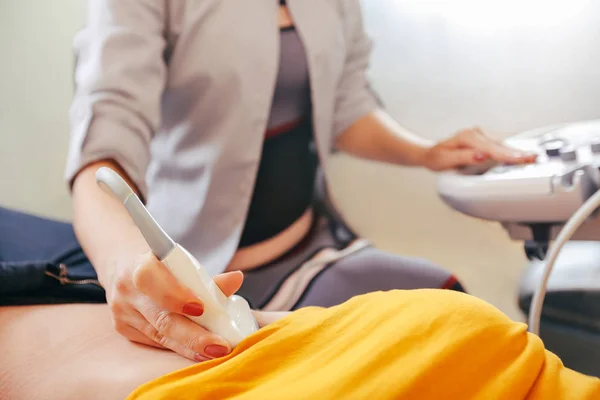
<box><xmin>528</xmin><ymin>187</ymin><xmax>600</xmax><ymax>335</ymax></box>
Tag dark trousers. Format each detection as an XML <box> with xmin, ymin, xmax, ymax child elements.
<box><xmin>0</xmin><ymin>207</ymin><xmax>105</xmax><ymax>305</ymax></box>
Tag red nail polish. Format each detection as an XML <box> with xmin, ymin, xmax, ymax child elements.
<box><xmin>474</xmin><ymin>152</ymin><xmax>487</xmax><ymax>162</ymax></box>
<box><xmin>182</xmin><ymin>302</ymin><xmax>204</xmax><ymax>316</ymax></box>
<box><xmin>204</xmin><ymin>344</ymin><xmax>229</xmax><ymax>358</ymax></box>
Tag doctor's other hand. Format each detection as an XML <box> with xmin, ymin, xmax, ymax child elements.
<box><xmin>422</xmin><ymin>127</ymin><xmax>537</xmax><ymax>172</ymax></box>
<box><xmin>105</xmin><ymin>252</ymin><xmax>244</xmax><ymax>362</ymax></box>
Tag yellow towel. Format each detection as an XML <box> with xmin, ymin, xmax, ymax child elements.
<box><xmin>127</xmin><ymin>290</ymin><xmax>600</xmax><ymax>399</ymax></box>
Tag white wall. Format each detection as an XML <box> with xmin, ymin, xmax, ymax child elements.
<box><xmin>0</xmin><ymin>1</ymin><xmax>86</xmax><ymax>220</ymax></box>
<box><xmin>365</xmin><ymin>0</ymin><xmax>600</xmax><ymax>139</ymax></box>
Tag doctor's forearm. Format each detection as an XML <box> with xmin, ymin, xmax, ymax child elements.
<box><xmin>334</xmin><ymin>109</ymin><xmax>434</xmax><ymax>167</ymax></box>
<box><xmin>71</xmin><ymin>161</ymin><xmax>151</xmax><ymax>287</ymax></box>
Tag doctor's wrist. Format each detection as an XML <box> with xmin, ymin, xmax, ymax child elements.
<box><xmin>407</xmin><ymin>142</ymin><xmax>435</xmax><ymax>169</ymax></box>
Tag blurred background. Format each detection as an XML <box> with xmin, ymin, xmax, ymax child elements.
<box><xmin>1</xmin><ymin>0</ymin><xmax>599</xmax><ymax>320</ymax></box>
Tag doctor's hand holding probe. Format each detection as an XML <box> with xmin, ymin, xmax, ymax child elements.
<box><xmin>68</xmin><ymin>0</ymin><xmax>537</xmax><ymax>363</ymax></box>
<box><xmin>73</xmin><ymin>131</ymin><xmax>535</xmax><ymax>363</ymax></box>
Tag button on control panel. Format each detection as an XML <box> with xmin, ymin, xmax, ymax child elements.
<box><xmin>543</xmin><ymin>140</ymin><xmax>564</xmax><ymax>157</ymax></box>
<box><xmin>591</xmin><ymin>139</ymin><xmax>600</xmax><ymax>154</ymax></box>
<box><xmin>559</xmin><ymin>145</ymin><xmax>577</xmax><ymax>162</ymax></box>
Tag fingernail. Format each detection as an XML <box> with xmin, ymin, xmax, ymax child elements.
<box><xmin>513</xmin><ymin>152</ymin><xmax>535</xmax><ymax>159</ymax></box>
<box><xmin>194</xmin><ymin>353</ymin><xmax>207</xmax><ymax>362</ymax></box>
<box><xmin>204</xmin><ymin>344</ymin><xmax>229</xmax><ymax>358</ymax></box>
<box><xmin>474</xmin><ymin>152</ymin><xmax>487</xmax><ymax>162</ymax></box>
<box><xmin>182</xmin><ymin>302</ymin><xmax>204</xmax><ymax>316</ymax></box>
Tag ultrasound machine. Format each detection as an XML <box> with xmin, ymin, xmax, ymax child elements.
<box><xmin>437</xmin><ymin>119</ymin><xmax>600</xmax><ymax>377</ymax></box>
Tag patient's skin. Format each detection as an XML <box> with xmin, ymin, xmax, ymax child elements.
<box><xmin>0</xmin><ymin>304</ymin><xmax>194</xmax><ymax>400</ymax></box>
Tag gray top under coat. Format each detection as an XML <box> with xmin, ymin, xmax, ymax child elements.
<box><xmin>66</xmin><ymin>0</ymin><xmax>381</xmax><ymax>275</ymax></box>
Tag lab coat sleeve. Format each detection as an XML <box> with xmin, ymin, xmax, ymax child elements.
<box><xmin>65</xmin><ymin>0</ymin><xmax>167</xmax><ymax>200</ymax></box>
<box><xmin>332</xmin><ymin>0</ymin><xmax>383</xmax><ymax>138</ymax></box>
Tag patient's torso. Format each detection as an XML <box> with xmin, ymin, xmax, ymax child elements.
<box><xmin>0</xmin><ymin>304</ymin><xmax>193</xmax><ymax>400</ymax></box>
<box><xmin>3</xmin><ymin>291</ymin><xmax>600</xmax><ymax>400</ymax></box>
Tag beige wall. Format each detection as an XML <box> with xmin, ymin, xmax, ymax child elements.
<box><xmin>0</xmin><ymin>1</ymin><xmax>85</xmax><ymax>220</ymax></box>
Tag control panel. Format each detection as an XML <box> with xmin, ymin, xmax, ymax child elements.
<box><xmin>437</xmin><ymin>120</ymin><xmax>600</xmax><ymax>224</ymax></box>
